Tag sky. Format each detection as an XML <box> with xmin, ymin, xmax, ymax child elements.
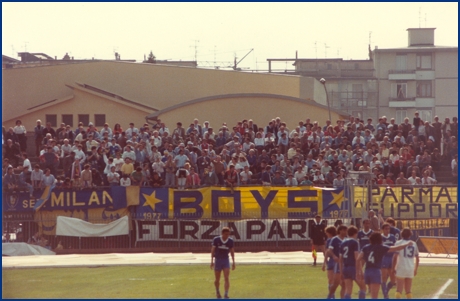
<box><xmin>2</xmin><ymin>2</ymin><xmax>458</xmax><ymax>71</ymax></box>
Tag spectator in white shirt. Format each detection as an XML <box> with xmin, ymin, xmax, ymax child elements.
<box><xmin>421</xmin><ymin>171</ymin><xmax>437</xmax><ymax>185</ymax></box>
<box><xmin>239</xmin><ymin>166</ymin><xmax>252</xmax><ymax>185</ymax></box>
<box><xmin>285</xmin><ymin>173</ymin><xmax>298</xmax><ymax>186</ymax></box>
<box><xmin>120</xmin><ymin>174</ymin><xmax>131</xmax><ymax>187</ymax></box>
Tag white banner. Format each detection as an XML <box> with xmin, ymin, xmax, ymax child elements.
<box><xmin>135</xmin><ymin>219</ymin><xmax>310</xmax><ymax>245</ymax></box>
<box><xmin>56</xmin><ymin>216</ymin><xmax>129</xmax><ymax>237</ymax></box>
<box><xmin>2</xmin><ymin>242</ymin><xmax>56</xmax><ymax>256</ymax></box>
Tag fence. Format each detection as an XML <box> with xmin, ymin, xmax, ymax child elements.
<box><xmin>2</xmin><ymin>214</ymin><xmax>351</xmax><ymax>253</ymax></box>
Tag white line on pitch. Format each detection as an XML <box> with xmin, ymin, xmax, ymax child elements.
<box><xmin>432</xmin><ymin>278</ymin><xmax>454</xmax><ymax>299</ymax></box>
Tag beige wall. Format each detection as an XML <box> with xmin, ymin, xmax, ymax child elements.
<box><xmin>3</xmin><ymin>61</ymin><xmax>307</xmax><ymax>123</ymax></box>
<box><xmin>435</xmin><ymin>51</ymin><xmax>458</xmax><ymax>78</ymax></box>
<box><xmin>3</xmin><ymin>89</ymin><xmax>150</xmax><ymax>131</ymax></box>
<box><xmin>155</xmin><ymin>96</ymin><xmax>345</xmax><ymax>131</ymax></box>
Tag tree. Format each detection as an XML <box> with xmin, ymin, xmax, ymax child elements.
<box><xmin>147</xmin><ymin>51</ymin><xmax>156</xmax><ymax>63</ymax></box>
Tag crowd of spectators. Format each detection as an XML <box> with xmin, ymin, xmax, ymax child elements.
<box><xmin>2</xmin><ymin>112</ymin><xmax>458</xmax><ymax>194</ymax></box>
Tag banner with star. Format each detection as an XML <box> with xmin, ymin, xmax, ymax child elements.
<box><xmin>135</xmin><ymin>186</ymin><xmax>348</xmax><ymax>219</ymax></box>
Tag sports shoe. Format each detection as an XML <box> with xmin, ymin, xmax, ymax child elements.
<box><xmin>216</xmin><ymin>292</ymin><xmax>222</xmax><ymax>299</ymax></box>
<box><xmin>224</xmin><ymin>295</ymin><xmax>230</xmax><ymax>299</ymax></box>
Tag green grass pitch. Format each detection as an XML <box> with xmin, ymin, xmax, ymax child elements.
<box><xmin>3</xmin><ymin>265</ymin><xmax>457</xmax><ymax>299</ymax></box>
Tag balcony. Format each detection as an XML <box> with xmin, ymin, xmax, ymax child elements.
<box><xmin>389</xmin><ymin>96</ymin><xmax>416</xmax><ymax>108</ymax></box>
<box><xmin>341</xmin><ymin>69</ymin><xmax>374</xmax><ymax>78</ymax></box>
<box><xmin>388</xmin><ymin>69</ymin><xmax>416</xmax><ymax>80</ymax></box>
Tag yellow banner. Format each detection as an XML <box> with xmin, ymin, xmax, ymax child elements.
<box><xmin>352</xmin><ymin>186</ymin><xmax>458</xmax><ymax>219</ymax></box>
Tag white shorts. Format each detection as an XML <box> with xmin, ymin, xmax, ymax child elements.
<box><xmin>395</xmin><ymin>268</ymin><xmax>415</xmax><ymax>279</ymax></box>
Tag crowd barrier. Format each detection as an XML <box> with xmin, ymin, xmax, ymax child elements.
<box><xmin>418</xmin><ymin>236</ymin><xmax>458</xmax><ymax>258</ymax></box>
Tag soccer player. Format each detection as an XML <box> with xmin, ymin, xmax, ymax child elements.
<box><xmin>380</xmin><ymin>212</ymin><xmax>401</xmax><ymax>293</ymax></box>
<box><xmin>211</xmin><ymin>227</ymin><xmax>236</xmax><ymax>299</ymax></box>
<box><xmin>309</xmin><ymin>215</ymin><xmax>327</xmax><ymax>266</ymax></box>
<box><xmin>392</xmin><ymin>228</ymin><xmax>420</xmax><ymax>299</ymax></box>
<box><xmin>357</xmin><ymin>219</ymin><xmax>373</xmax><ymax>251</ymax></box>
<box><xmin>381</xmin><ymin>223</ymin><xmax>396</xmax><ymax>299</ymax></box>
<box><xmin>386</xmin><ymin>217</ymin><xmax>401</xmax><ymax>241</ymax></box>
<box><xmin>357</xmin><ymin>233</ymin><xmax>413</xmax><ymax>299</ymax></box>
<box><xmin>339</xmin><ymin>226</ymin><xmax>366</xmax><ymax>299</ymax></box>
<box><xmin>323</xmin><ymin>226</ymin><xmax>337</xmax><ymax>298</ymax></box>
<box><xmin>326</xmin><ymin>224</ymin><xmax>347</xmax><ymax>299</ymax></box>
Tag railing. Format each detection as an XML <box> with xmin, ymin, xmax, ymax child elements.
<box><xmin>388</xmin><ymin>69</ymin><xmax>416</xmax><ymax>74</ymax></box>
<box><xmin>389</xmin><ymin>96</ymin><xmax>416</xmax><ymax>101</ymax></box>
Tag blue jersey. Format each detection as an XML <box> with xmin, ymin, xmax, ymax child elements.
<box><xmin>340</xmin><ymin>238</ymin><xmax>360</xmax><ymax>267</ymax></box>
<box><xmin>382</xmin><ymin>234</ymin><xmax>396</xmax><ymax>257</ymax></box>
<box><xmin>361</xmin><ymin>244</ymin><xmax>390</xmax><ymax>269</ymax></box>
<box><xmin>329</xmin><ymin>236</ymin><xmax>344</xmax><ymax>258</ymax></box>
<box><xmin>326</xmin><ymin>238</ymin><xmax>335</xmax><ymax>266</ymax></box>
<box><xmin>357</xmin><ymin>229</ymin><xmax>373</xmax><ymax>250</ymax></box>
<box><xmin>212</xmin><ymin>236</ymin><xmax>234</xmax><ymax>260</ymax></box>
<box><xmin>390</xmin><ymin>226</ymin><xmax>401</xmax><ymax>240</ymax></box>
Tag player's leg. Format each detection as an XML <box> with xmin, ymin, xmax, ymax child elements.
<box><xmin>387</xmin><ymin>268</ymin><xmax>396</xmax><ymax>292</ymax></box>
<box><xmin>355</xmin><ymin>278</ymin><xmax>367</xmax><ymax>299</ymax></box>
<box><xmin>214</xmin><ymin>269</ymin><xmax>222</xmax><ymax>299</ymax></box>
<box><xmin>404</xmin><ymin>278</ymin><xmax>413</xmax><ymax>299</ymax></box>
<box><xmin>395</xmin><ymin>276</ymin><xmax>404</xmax><ymax>299</ymax></box>
<box><xmin>329</xmin><ymin>265</ymin><xmax>341</xmax><ymax>298</ymax></box>
<box><xmin>223</xmin><ymin>267</ymin><xmax>231</xmax><ymax>298</ymax></box>
<box><xmin>381</xmin><ymin>268</ymin><xmax>389</xmax><ymax>298</ymax></box>
<box><xmin>369</xmin><ymin>283</ymin><xmax>380</xmax><ymax>299</ymax></box>
<box><xmin>343</xmin><ymin>279</ymin><xmax>353</xmax><ymax>299</ymax></box>
<box><xmin>327</xmin><ymin>269</ymin><xmax>334</xmax><ymax>298</ymax></box>
<box><xmin>339</xmin><ymin>279</ymin><xmax>346</xmax><ymax>299</ymax></box>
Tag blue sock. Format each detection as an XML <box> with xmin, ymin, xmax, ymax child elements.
<box><xmin>343</xmin><ymin>294</ymin><xmax>351</xmax><ymax>299</ymax></box>
<box><xmin>381</xmin><ymin>282</ymin><xmax>387</xmax><ymax>295</ymax></box>
<box><xmin>358</xmin><ymin>290</ymin><xmax>366</xmax><ymax>299</ymax></box>
<box><xmin>224</xmin><ymin>291</ymin><xmax>228</xmax><ymax>296</ymax></box>
<box><xmin>387</xmin><ymin>281</ymin><xmax>394</xmax><ymax>291</ymax></box>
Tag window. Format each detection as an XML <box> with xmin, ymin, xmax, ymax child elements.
<box><xmin>352</xmin><ymin>84</ymin><xmax>363</xmax><ymax>100</ymax></box>
<box><xmin>354</xmin><ymin>63</ymin><xmax>359</xmax><ymax>70</ymax></box>
<box><xmin>327</xmin><ymin>64</ymin><xmax>332</xmax><ymax>70</ymax></box>
<box><xmin>62</xmin><ymin>114</ymin><xmax>73</xmax><ymax>127</ymax></box>
<box><xmin>46</xmin><ymin>114</ymin><xmax>57</xmax><ymax>127</ymax></box>
<box><xmin>78</xmin><ymin>114</ymin><xmax>90</xmax><ymax>126</ymax></box>
<box><xmin>418</xmin><ymin>110</ymin><xmax>432</xmax><ymax>123</ymax></box>
<box><xmin>416</xmin><ymin>54</ymin><xmax>432</xmax><ymax>69</ymax></box>
<box><xmin>416</xmin><ymin>81</ymin><xmax>432</xmax><ymax>97</ymax></box>
<box><xmin>94</xmin><ymin>114</ymin><xmax>106</xmax><ymax>127</ymax></box>
<box><xmin>396</xmin><ymin>54</ymin><xmax>407</xmax><ymax>70</ymax></box>
<box><xmin>396</xmin><ymin>110</ymin><xmax>407</xmax><ymax>124</ymax></box>
<box><xmin>395</xmin><ymin>83</ymin><xmax>407</xmax><ymax>99</ymax></box>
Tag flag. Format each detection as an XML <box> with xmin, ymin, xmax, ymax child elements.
<box><xmin>33</xmin><ymin>184</ymin><xmax>55</xmax><ymax>211</ymax></box>
<box><xmin>312</xmin><ymin>245</ymin><xmax>317</xmax><ymax>260</ymax></box>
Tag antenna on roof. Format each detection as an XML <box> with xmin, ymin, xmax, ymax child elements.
<box><xmin>315</xmin><ymin>41</ymin><xmax>318</xmax><ymax>59</ymax></box>
<box><xmin>24</xmin><ymin>42</ymin><xmax>29</xmax><ymax>52</ymax></box>
<box><xmin>419</xmin><ymin>7</ymin><xmax>421</xmax><ymax>28</ymax></box>
<box><xmin>425</xmin><ymin>13</ymin><xmax>427</xmax><ymax>27</ymax></box>
<box><xmin>324</xmin><ymin>43</ymin><xmax>330</xmax><ymax>58</ymax></box>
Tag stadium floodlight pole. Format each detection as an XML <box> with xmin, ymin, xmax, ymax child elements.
<box><xmin>320</xmin><ymin>78</ymin><xmax>332</xmax><ymax>122</ymax></box>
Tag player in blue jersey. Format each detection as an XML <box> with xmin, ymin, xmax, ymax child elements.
<box><xmin>326</xmin><ymin>225</ymin><xmax>347</xmax><ymax>299</ymax></box>
<box><xmin>323</xmin><ymin>226</ymin><xmax>337</xmax><ymax>297</ymax></box>
<box><xmin>339</xmin><ymin>226</ymin><xmax>366</xmax><ymax>299</ymax></box>
<box><xmin>357</xmin><ymin>219</ymin><xmax>373</xmax><ymax>251</ymax></box>
<box><xmin>386</xmin><ymin>217</ymin><xmax>401</xmax><ymax>241</ymax></box>
<box><xmin>381</xmin><ymin>223</ymin><xmax>397</xmax><ymax>299</ymax></box>
<box><xmin>379</xmin><ymin>211</ymin><xmax>401</xmax><ymax>293</ymax></box>
<box><xmin>357</xmin><ymin>232</ymin><xmax>413</xmax><ymax>299</ymax></box>
<box><xmin>211</xmin><ymin>227</ymin><xmax>235</xmax><ymax>299</ymax></box>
